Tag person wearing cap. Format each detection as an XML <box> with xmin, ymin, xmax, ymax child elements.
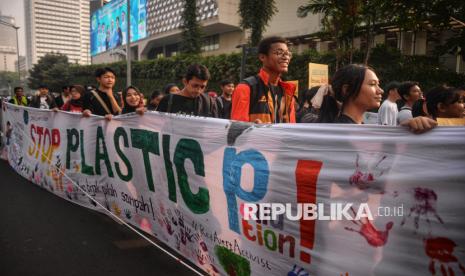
<box><xmin>29</xmin><ymin>85</ymin><xmax>57</xmax><ymax>110</ymax></box>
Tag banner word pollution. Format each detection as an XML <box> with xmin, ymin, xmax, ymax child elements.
<box><xmin>1</xmin><ymin>103</ymin><xmax>465</xmax><ymax>276</ymax></box>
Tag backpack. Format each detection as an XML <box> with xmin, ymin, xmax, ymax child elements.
<box><xmin>241</xmin><ymin>75</ymin><xmax>262</xmax><ymax>114</ymax></box>
<box><xmin>216</xmin><ymin>96</ymin><xmax>224</xmax><ymax>111</ymax></box>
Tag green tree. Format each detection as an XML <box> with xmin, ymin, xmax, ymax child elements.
<box><xmin>0</xmin><ymin>71</ymin><xmax>23</xmax><ymax>96</ymax></box>
<box><xmin>298</xmin><ymin>0</ymin><xmax>359</xmax><ymax>69</ymax></box>
<box><xmin>359</xmin><ymin>0</ymin><xmax>390</xmax><ymax>64</ymax></box>
<box><xmin>180</xmin><ymin>0</ymin><xmax>202</xmax><ymax>55</ymax></box>
<box><xmin>28</xmin><ymin>53</ymin><xmax>71</xmax><ymax>92</ymax></box>
<box><xmin>416</xmin><ymin>0</ymin><xmax>465</xmax><ymax>61</ymax></box>
<box><xmin>239</xmin><ymin>0</ymin><xmax>277</xmax><ymax>46</ymax></box>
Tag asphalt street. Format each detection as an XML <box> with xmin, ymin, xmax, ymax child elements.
<box><xmin>0</xmin><ymin>159</ymin><xmax>199</xmax><ymax>276</ymax></box>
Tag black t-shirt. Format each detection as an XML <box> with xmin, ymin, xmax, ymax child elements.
<box><xmin>158</xmin><ymin>93</ymin><xmax>218</xmax><ymax>118</ymax></box>
<box><xmin>54</xmin><ymin>95</ymin><xmax>65</xmax><ymax>108</ymax></box>
<box><xmin>157</xmin><ymin>94</ymin><xmax>197</xmax><ymax>115</ymax></box>
<box><xmin>334</xmin><ymin>114</ymin><xmax>358</xmax><ymax>124</ymax></box>
<box><xmin>217</xmin><ymin>96</ymin><xmax>232</xmax><ymax>119</ymax></box>
<box><xmin>82</xmin><ymin>89</ymin><xmax>118</xmax><ymax>116</ymax></box>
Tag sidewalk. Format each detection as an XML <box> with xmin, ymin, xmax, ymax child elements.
<box><xmin>0</xmin><ymin>159</ymin><xmax>198</xmax><ymax>276</ymax></box>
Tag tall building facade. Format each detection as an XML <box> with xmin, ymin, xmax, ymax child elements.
<box><xmin>90</xmin><ymin>0</ymin><xmax>462</xmax><ymax>73</ymax></box>
<box><xmin>0</xmin><ymin>14</ymin><xmax>19</xmax><ymax>72</ymax></box>
<box><xmin>91</xmin><ymin>0</ymin><xmax>321</xmax><ymax>64</ymax></box>
<box><xmin>25</xmin><ymin>0</ymin><xmax>91</xmax><ymax>70</ymax></box>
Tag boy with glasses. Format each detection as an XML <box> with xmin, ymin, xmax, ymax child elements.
<box><xmin>231</xmin><ymin>36</ymin><xmax>296</xmax><ymax>123</ymax></box>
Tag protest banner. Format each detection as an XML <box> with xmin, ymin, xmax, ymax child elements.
<box><xmin>308</xmin><ymin>63</ymin><xmax>328</xmax><ymax>88</ymax></box>
<box><xmin>1</xmin><ymin>102</ymin><xmax>464</xmax><ymax>276</ymax></box>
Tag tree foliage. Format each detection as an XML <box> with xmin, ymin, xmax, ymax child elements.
<box><xmin>0</xmin><ymin>71</ymin><xmax>25</xmax><ymax>96</ymax></box>
<box><xmin>68</xmin><ymin>47</ymin><xmax>465</xmax><ymax>99</ymax></box>
<box><xmin>180</xmin><ymin>0</ymin><xmax>202</xmax><ymax>55</ymax></box>
<box><xmin>298</xmin><ymin>0</ymin><xmax>364</xmax><ymax>68</ymax></box>
<box><xmin>298</xmin><ymin>0</ymin><xmax>465</xmax><ymax>64</ymax></box>
<box><xmin>238</xmin><ymin>0</ymin><xmax>277</xmax><ymax>46</ymax></box>
<box><xmin>28</xmin><ymin>53</ymin><xmax>71</xmax><ymax>92</ymax></box>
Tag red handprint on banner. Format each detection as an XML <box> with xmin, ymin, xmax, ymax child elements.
<box><xmin>344</xmin><ymin>207</ymin><xmax>393</xmax><ymax>247</ymax></box>
<box><xmin>425</xmin><ymin>237</ymin><xmax>465</xmax><ymax>276</ymax></box>
<box><xmin>349</xmin><ymin>154</ymin><xmax>387</xmax><ymax>193</ymax></box>
<box><xmin>401</xmin><ymin>187</ymin><xmax>444</xmax><ymax>231</ymax></box>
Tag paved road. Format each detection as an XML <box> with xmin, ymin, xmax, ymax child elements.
<box><xmin>0</xmin><ymin>159</ymin><xmax>199</xmax><ymax>276</ymax></box>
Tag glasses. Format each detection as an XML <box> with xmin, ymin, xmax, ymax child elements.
<box><xmin>273</xmin><ymin>50</ymin><xmax>293</xmax><ymax>58</ymax></box>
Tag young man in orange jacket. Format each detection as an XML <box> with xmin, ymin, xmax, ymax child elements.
<box><xmin>231</xmin><ymin>36</ymin><xmax>296</xmax><ymax>123</ymax></box>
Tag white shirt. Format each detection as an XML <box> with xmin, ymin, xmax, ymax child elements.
<box><xmin>377</xmin><ymin>99</ymin><xmax>398</xmax><ymax>126</ymax></box>
<box><xmin>39</xmin><ymin>96</ymin><xmax>49</xmax><ymax>110</ymax></box>
<box><xmin>398</xmin><ymin>105</ymin><xmax>413</xmax><ymax>125</ymax></box>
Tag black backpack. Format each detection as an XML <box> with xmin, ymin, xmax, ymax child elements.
<box><xmin>242</xmin><ymin>75</ymin><xmax>275</xmax><ymax>115</ymax></box>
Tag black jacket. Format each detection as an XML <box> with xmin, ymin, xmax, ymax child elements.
<box><xmin>29</xmin><ymin>95</ymin><xmax>57</xmax><ymax>109</ymax></box>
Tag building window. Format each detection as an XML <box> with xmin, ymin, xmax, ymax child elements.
<box><xmin>147</xmin><ymin>46</ymin><xmax>164</xmax><ymax>59</ymax></box>
<box><xmin>201</xmin><ymin>34</ymin><xmax>219</xmax><ymax>52</ymax></box>
<box><xmin>166</xmin><ymin>43</ymin><xmax>179</xmax><ymax>57</ymax></box>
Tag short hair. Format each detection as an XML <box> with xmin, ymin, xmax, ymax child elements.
<box><xmin>150</xmin><ymin>90</ymin><xmax>163</xmax><ymax>100</ymax></box>
<box><xmin>14</xmin><ymin>87</ymin><xmax>23</xmax><ymax>93</ymax></box>
<box><xmin>184</xmin><ymin>64</ymin><xmax>210</xmax><ymax>81</ymax></box>
<box><xmin>384</xmin><ymin>81</ymin><xmax>400</xmax><ymax>94</ymax></box>
<box><xmin>398</xmin><ymin>81</ymin><xmax>419</xmax><ymax>102</ymax></box>
<box><xmin>258</xmin><ymin>36</ymin><xmax>288</xmax><ymax>55</ymax></box>
<box><xmin>38</xmin><ymin>84</ymin><xmax>48</xmax><ymax>89</ymax></box>
<box><xmin>95</xmin><ymin>67</ymin><xmax>116</xmax><ymax>78</ymax></box>
<box><xmin>220</xmin><ymin>79</ymin><xmax>234</xmax><ymax>86</ymax></box>
<box><xmin>425</xmin><ymin>86</ymin><xmax>461</xmax><ymax>119</ymax></box>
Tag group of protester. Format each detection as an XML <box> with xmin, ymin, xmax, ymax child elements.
<box><xmin>6</xmin><ymin>36</ymin><xmax>464</xmax><ymax>133</ymax></box>
<box><xmin>6</xmin><ymin>65</ymin><xmax>236</xmax><ymax>121</ymax></box>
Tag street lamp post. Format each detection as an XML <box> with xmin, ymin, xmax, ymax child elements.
<box><xmin>236</xmin><ymin>44</ymin><xmax>257</xmax><ymax>81</ymax></box>
<box><xmin>126</xmin><ymin>0</ymin><xmax>131</xmax><ymax>86</ymax></box>
<box><xmin>14</xmin><ymin>26</ymin><xmax>20</xmax><ymax>82</ymax></box>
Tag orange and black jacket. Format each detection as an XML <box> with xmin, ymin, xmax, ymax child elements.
<box><xmin>231</xmin><ymin>68</ymin><xmax>296</xmax><ymax>123</ymax></box>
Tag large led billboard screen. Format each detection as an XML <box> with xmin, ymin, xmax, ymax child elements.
<box><xmin>91</xmin><ymin>0</ymin><xmax>147</xmax><ymax>56</ymax></box>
